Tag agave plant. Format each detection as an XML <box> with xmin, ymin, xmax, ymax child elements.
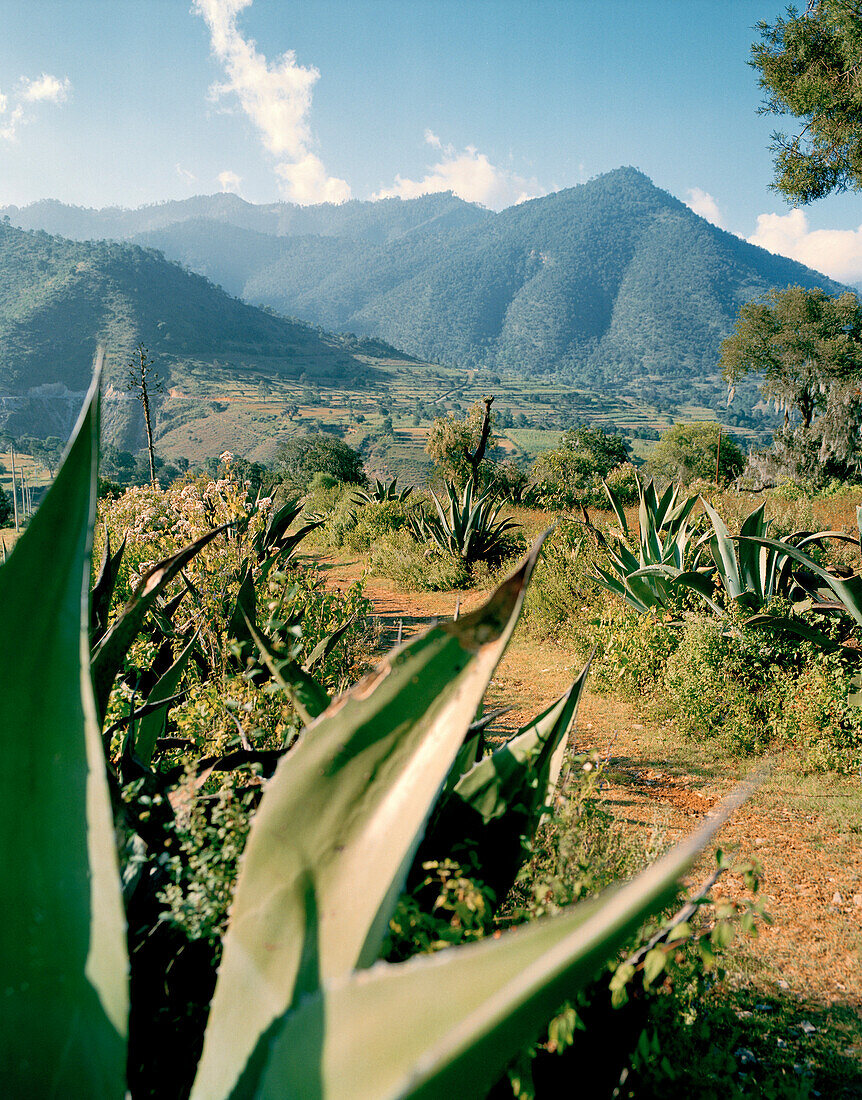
<box><xmin>0</xmin><ymin>376</ymin><xmax>749</xmax><ymax>1098</ymax></box>
<box><xmin>352</xmin><ymin>476</ymin><xmax>414</xmax><ymax>505</ymax></box>
<box><xmin>593</xmin><ymin>475</ymin><xmax>702</xmax><ymax>613</ymax></box>
<box><xmin>410</xmin><ymin>478</ymin><xmax>521</xmax><ymax>565</ymax></box>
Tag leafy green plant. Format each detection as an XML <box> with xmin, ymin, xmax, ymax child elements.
<box><xmin>409</xmin><ymin>477</ymin><xmax>522</xmax><ymax>566</ymax></box>
<box><xmin>594</xmin><ymin>475</ymin><xmax>701</xmax><ymax>613</ymax></box>
<box><xmin>352</xmin><ymin>476</ymin><xmax>414</xmax><ymax>504</ymax></box>
<box><xmin>1</xmin><ymin>377</ymin><xmax>750</xmax><ymax>1098</ymax></box>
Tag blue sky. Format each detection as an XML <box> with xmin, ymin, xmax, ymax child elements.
<box><xmin>2</xmin><ymin>0</ymin><xmax>861</xmax><ymax>280</ymax></box>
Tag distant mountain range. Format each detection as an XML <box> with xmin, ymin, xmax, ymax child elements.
<box><xmin>0</xmin><ymin>220</ymin><xmax>403</xmax><ymax>443</ymax></box>
<box><xmin>2</xmin><ymin>168</ymin><xmax>846</xmax><ymax>399</ymax></box>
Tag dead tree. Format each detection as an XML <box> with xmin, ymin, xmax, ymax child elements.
<box><xmin>464</xmin><ymin>395</ymin><xmax>494</xmax><ymax>487</ymax></box>
<box><xmin>128</xmin><ymin>344</ymin><xmax>163</xmax><ymax>488</ymax></box>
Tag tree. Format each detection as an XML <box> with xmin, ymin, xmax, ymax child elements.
<box><xmin>751</xmin><ymin>1</ymin><xmax>862</xmax><ymax>203</ymax></box>
<box><xmin>646</xmin><ymin>422</ymin><xmax>746</xmax><ymax>485</ymax></box>
<box><xmin>277</xmin><ymin>434</ymin><xmax>366</xmax><ymax>489</ymax></box>
<box><xmin>425</xmin><ymin>399</ymin><xmax>499</xmax><ymax>487</ymax></box>
<box><xmin>558</xmin><ymin>426</ymin><xmax>630</xmax><ymax>476</ymax></box>
<box><xmin>528</xmin><ymin>426</ymin><xmax>631</xmax><ymax>509</ymax></box>
<box><xmin>128</xmin><ymin>344</ymin><xmax>163</xmax><ymax>488</ymax></box>
<box><xmin>0</xmin><ymin>488</ymin><xmax>11</xmax><ymax>528</ymax></box>
<box><xmin>720</xmin><ymin>286</ymin><xmax>862</xmax><ymax>471</ymax></box>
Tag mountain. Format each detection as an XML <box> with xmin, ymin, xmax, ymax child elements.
<box><xmin>2</xmin><ymin>170</ymin><xmax>847</xmax><ymax>399</ymax></box>
<box><xmin>0</xmin><ymin>221</ymin><xmax>404</xmax><ymax>443</ymax></box>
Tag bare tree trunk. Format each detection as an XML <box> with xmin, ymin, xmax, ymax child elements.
<box><xmin>464</xmin><ymin>396</ymin><xmax>494</xmax><ymax>486</ymax></box>
<box><xmin>10</xmin><ymin>449</ymin><xmax>18</xmax><ymax>532</ymax></box>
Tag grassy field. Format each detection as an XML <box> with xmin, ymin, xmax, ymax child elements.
<box><xmin>150</xmin><ymin>356</ymin><xmax>763</xmax><ymax>484</ymax></box>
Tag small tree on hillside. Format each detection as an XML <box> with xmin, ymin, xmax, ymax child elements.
<box><xmin>277</xmin><ymin>434</ymin><xmax>366</xmax><ymax>490</ymax></box>
<box><xmin>646</xmin><ymin>422</ymin><xmax>745</xmax><ymax>485</ymax></box>
<box><xmin>426</xmin><ymin>398</ymin><xmax>498</xmax><ymax>487</ymax></box>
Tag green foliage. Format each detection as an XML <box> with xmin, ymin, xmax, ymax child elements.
<box><xmin>646</xmin><ymin>421</ymin><xmax>745</xmax><ymax>485</ymax></box>
<box><xmin>368</xmin><ymin>529</ymin><xmax>472</xmax><ymax>591</ymax></box>
<box><xmin>0</xmin><ymin>485</ymin><xmax>12</xmax><ymax>526</ymax></box>
<box><xmin>1</xmin><ymin>379</ymin><xmax>750</xmax><ymax>1098</ymax></box>
<box><xmin>751</xmin><ymin>0</ymin><xmax>862</xmax><ymax>203</ymax></box>
<box><xmin>410</xmin><ymin>478</ymin><xmax>523</xmax><ymax>565</ymax></box>
<box><xmin>721</xmin><ymin>285</ymin><xmax>862</xmax><ymax>481</ymax></box>
<box><xmin>529</xmin><ymin>426</ymin><xmax>631</xmax><ymax>510</ymax></box>
<box><xmin>277</xmin><ymin>432</ymin><xmax>366</xmax><ymax>489</ymax></box>
<box><xmin>425</xmin><ymin>399</ymin><xmax>499</xmax><ymax>487</ymax></box>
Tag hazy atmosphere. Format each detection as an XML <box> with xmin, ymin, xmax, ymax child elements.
<box><xmin>2</xmin><ymin>0</ymin><xmax>862</xmax><ymax>280</ymax></box>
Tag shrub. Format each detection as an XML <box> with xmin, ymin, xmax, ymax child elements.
<box><xmin>368</xmin><ymin>529</ymin><xmax>471</xmax><ymax>591</ymax></box>
<box><xmin>594</xmin><ymin>603</ymin><xmax>681</xmax><ymax>697</ymax></box>
<box><xmin>277</xmin><ymin>432</ymin><xmax>366</xmax><ymax>489</ymax></box>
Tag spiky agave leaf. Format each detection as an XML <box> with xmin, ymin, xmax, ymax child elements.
<box><xmin>246</xmin><ymin>782</ymin><xmax>754</xmax><ymax>1100</ymax></box>
<box><xmin>0</xmin><ymin>361</ymin><xmax>128</xmax><ymax>1096</ymax></box>
<box><xmin>191</xmin><ymin>537</ymin><xmax>546</xmax><ymax>1100</ymax></box>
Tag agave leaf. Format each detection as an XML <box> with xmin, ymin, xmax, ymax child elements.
<box><xmin>254</xmin><ymin>781</ymin><xmax>752</xmax><ymax>1100</ymax></box>
<box><xmin>674</xmin><ymin>569</ymin><xmax>725</xmax><ymax>617</ymax></box>
<box><xmin>742</xmin><ymin>613</ymin><xmax>839</xmax><ymax>649</ymax></box>
<box><xmin>242</xmin><ymin>611</ymin><xmax>330</xmax><ymax>725</ymax></box>
<box><xmin>701</xmin><ymin>498</ymin><xmax>742</xmax><ymax>599</ymax></box>
<box><xmin>602</xmin><ymin>479</ymin><xmax>629</xmax><ymax>536</ymax></box>
<box><xmin>90</xmin><ymin>529</ymin><xmax>127</xmax><ymax>647</ymax></box>
<box><xmin>134</xmin><ymin>632</ymin><xmax>198</xmax><ymax>766</ymax></box>
<box><xmin>422</xmin><ymin>665</ymin><xmax>590</xmax><ymax>903</ymax></box>
<box><xmin>257</xmin><ymin>497</ymin><xmax>302</xmax><ymax>554</ymax></box>
<box><xmin>739</xmin><ymin>535</ymin><xmax>862</xmax><ymax>627</ymax></box>
<box><xmin>191</xmin><ymin>539</ymin><xmax>545</xmax><ymax>1100</ymax></box>
<box><xmin>91</xmin><ymin>523</ymin><xmax>228</xmax><ymax>721</ymax></box>
<box><xmin>90</xmin><ymin>523</ymin><xmax>228</xmax><ymax>722</ymax></box>
<box><xmin>303</xmin><ymin>613</ymin><xmax>358</xmax><ymax>673</ymax></box>
<box><xmin>226</xmin><ymin>566</ymin><xmax>256</xmax><ymax>661</ymax></box>
<box><xmin>0</xmin><ymin>366</ymin><xmax>128</xmax><ymax>1096</ymax></box>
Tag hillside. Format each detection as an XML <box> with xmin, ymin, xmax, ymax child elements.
<box><xmin>0</xmin><ymin>222</ymin><xmax>405</xmax><ymax>444</ymax></box>
<box><xmin>3</xmin><ymin>170</ymin><xmax>846</xmax><ymax>406</ymax></box>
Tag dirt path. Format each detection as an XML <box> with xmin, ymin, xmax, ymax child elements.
<box><xmin>314</xmin><ymin>553</ymin><xmax>862</xmax><ymax>1037</ymax></box>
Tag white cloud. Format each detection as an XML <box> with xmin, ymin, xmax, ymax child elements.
<box><xmin>193</xmin><ymin>0</ymin><xmax>350</xmax><ymax>204</ymax></box>
<box><xmin>0</xmin><ymin>72</ymin><xmax>70</xmax><ymax>141</ymax></box>
<box><xmin>374</xmin><ymin>135</ymin><xmax>544</xmax><ymax>210</ymax></box>
<box><xmin>686</xmin><ymin>187</ymin><xmax>725</xmax><ymax>229</ymax></box>
<box><xmin>217</xmin><ymin>169</ymin><xmax>242</xmax><ymax>193</ymax></box>
<box><xmin>19</xmin><ymin>74</ymin><xmax>70</xmax><ymax>104</ymax></box>
<box><xmin>176</xmin><ymin>164</ymin><xmax>197</xmax><ymax>186</ymax></box>
<box><xmin>748</xmin><ymin>209</ymin><xmax>862</xmax><ymax>283</ymax></box>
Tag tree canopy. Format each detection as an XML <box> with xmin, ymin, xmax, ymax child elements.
<box><xmin>646</xmin><ymin>422</ymin><xmax>746</xmax><ymax>485</ymax></box>
<box><xmin>277</xmin><ymin>434</ymin><xmax>366</xmax><ymax>489</ymax></box>
<box><xmin>720</xmin><ymin>286</ymin><xmax>862</xmax><ymax>459</ymax></box>
<box><xmin>752</xmin><ymin>1</ymin><xmax>862</xmax><ymax>203</ymax></box>
<box><xmin>425</xmin><ymin>400</ymin><xmax>500</xmax><ymax>487</ymax></box>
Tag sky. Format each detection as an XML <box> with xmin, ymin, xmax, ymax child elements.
<box><xmin>1</xmin><ymin>0</ymin><xmax>861</xmax><ymax>281</ymax></box>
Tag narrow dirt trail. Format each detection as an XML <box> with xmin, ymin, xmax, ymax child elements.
<box><xmin>314</xmin><ymin>553</ymin><xmax>862</xmax><ymax>1030</ymax></box>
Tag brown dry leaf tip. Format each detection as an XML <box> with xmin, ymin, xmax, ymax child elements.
<box><xmin>441</xmin><ymin>530</ymin><xmax>551</xmax><ymax>651</ymax></box>
<box><xmin>142</xmin><ymin>567</ymin><xmax>167</xmax><ymax>596</ymax></box>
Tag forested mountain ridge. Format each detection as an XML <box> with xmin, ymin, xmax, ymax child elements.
<box><xmin>2</xmin><ymin>169</ymin><xmax>847</xmax><ymax>399</ymax></box>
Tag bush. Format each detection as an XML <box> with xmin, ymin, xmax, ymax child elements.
<box><xmin>368</xmin><ymin>529</ymin><xmax>471</xmax><ymax>591</ymax></box>
<box><xmin>593</xmin><ymin>604</ymin><xmax>681</xmax><ymax>697</ymax></box>
<box><xmin>277</xmin><ymin>433</ymin><xmax>366</xmax><ymax>489</ymax></box>
<box><xmin>522</xmin><ymin>520</ymin><xmax>607</xmax><ymax>646</ymax></box>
